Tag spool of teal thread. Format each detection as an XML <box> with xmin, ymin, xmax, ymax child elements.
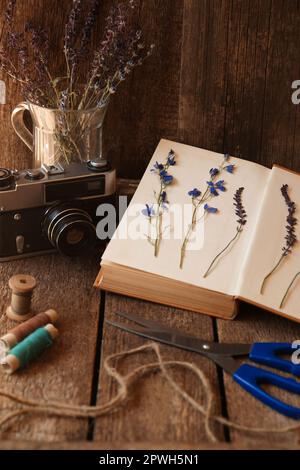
<box><xmin>1</xmin><ymin>324</ymin><xmax>58</xmax><ymax>374</ymax></box>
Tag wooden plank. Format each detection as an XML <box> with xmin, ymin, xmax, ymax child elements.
<box><xmin>178</xmin><ymin>0</ymin><xmax>230</xmax><ymax>152</ymax></box>
<box><xmin>0</xmin><ymin>440</ymin><xmax>297</xmax><ymax>450</ymax></box>
<box><xmin>223</xmin><ymin>0</ymin><xmax>273</xmax><ymax>163</ymax></box>
<box><xmin>259</xmin><ymin>0</ymin><xmax>300</xmax><ymax>171</ymax></box>
<box><xmin>217</xmin><ymin>303</ymin><xmax>300</xmax><ymax>446</ymax></box>
<box><xmin>94</xmin><ymin>293</ymin><xmax>224</xmax><ymax>445</ymax></box>
<box><xmin>104</xmin><ymin>0</ymin><xmax>185</xmax><ymax>179</ymax></box>
<box><xmin>0</xmin><ymin>252</ymin><xmax>100</xmax><ymax>442</ymax></box>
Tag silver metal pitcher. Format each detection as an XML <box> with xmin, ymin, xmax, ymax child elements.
<box><xmin>11</xmin><ymin>101</ymin><xmax>109</xmax><ymax>168</ymax></box>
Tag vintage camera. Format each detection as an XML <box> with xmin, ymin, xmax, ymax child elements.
<box><xmin>0</xmin><ymin>162</ymin><xmax>116</xmax><ymax>261</ymax></box>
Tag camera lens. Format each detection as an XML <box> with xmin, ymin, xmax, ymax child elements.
<box><xmin>43</xmin><ymin>204</ymin><xmax>96</xmax><ymax>256</ymax></box>
<box><xmin>0</xmin><ymin>168</ymin><xmax>14</xmax><ymax>191</ymax></box>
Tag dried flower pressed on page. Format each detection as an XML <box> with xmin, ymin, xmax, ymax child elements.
<box><xmin>203</xmin><ymin>187</ymin><xmax>247</xmax><ymax>278</ymax></box>
<box><xmin>260</xmin><ymin>184</ymin><xmax>297</xmax><ymax>294</ymax></box>
<box><xmin>179</xmin><ymin>153</ymin><xmax>235</xmax><ymax>269</ymax></box>
<box><xmin>142</xmin><ymin>150</ymin><xmax>176</xmax><ymax>257</ymax></box>
<box><xmin>280</xmin><ymin>271</ymin><xmax>300</xmax><ymax>309</ymax></box>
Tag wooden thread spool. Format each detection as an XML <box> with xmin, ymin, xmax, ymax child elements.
<box><xmin>6</xmin><ymin>275</ymin><xmax>37</xmax><ymax>322</ymax></box>
<box><xmin>0</xmin><ymin>309</ymin><xmax>58</xmax><ymax>355</ymax></box>
<box><xmin>1</xmin><ymin>324</ymin><xmax>58</xmax><ymax>374</ymax></box>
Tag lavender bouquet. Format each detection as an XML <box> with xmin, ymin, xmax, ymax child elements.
<box><xmin>0</xmin><ymin>0</ymin><xmax>154</xmax><ymax>164</ymax></box>
<box><xmin>0</xmin><ymin>0</ymin><xmax>153</xmax><ymax>109</ymax></box>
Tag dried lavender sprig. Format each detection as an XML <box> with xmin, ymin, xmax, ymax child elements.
<box><xmin>280</xmin><ymin>271</ymin><xmax>300</xmax><ymax>309</ymax></box>
<box><xmin>64</xmin><ymin>0</ymin><xmax>83</xmax><ymax>59</ymax></box>
<box><xmin>0</xmin><ymin>1</ymin><xmax>26</xmax><ymax>86</ymax></box>
<box><xmin>260</xmin><ymin>184</ymin><xmax>298</xmax><ymax>294</ymax></box>
<box><xmin>24</xmin><ymin>22</ymin><xmax>61</xmax><ymax>106</ymax></box>
<box><xmin>281</xmin><ymin>184</ymin><xmax>297</xmax><ymax>252</ymax></box>
<box><xmin>6</xmin><ymin>31</ymin><xmax>29</xmax><ymax>81</ymax></box>
<box><xmin>79</xmin><ymin>1</ymin><xmax>128</xmax><ymax>107</ymax></box>
<box><xmin>24</xmin><ymin>23</ymin><xmax>52</xmax><ymax>91</ymax></box>
<box><xmin>0</xmin><ymin>5</ymin><xmax>53</xmax><ymax>104</ymax></box>
<box><xmin>64</xmin><ymin>0</ymin><xmax>84</xmax><ymax>102</ymax></box>
<box><xmin>79</xmin><ymin>0</ymin><xmax>101</xmax><ymax>57</ymax></box>
<box><xmin>0</xmin><ymin>0</ymin><xmax>16</xmax><ymax>43</ymax></box>
<box><xmin>4</xmin><ymin>0</ymin><xmax>16</xmax><ymax>24</ymax></box>
<box><xmin>98</xmin><ymin>41</ymin><xmax>155</xmax><ymax>106</ymax></box>
<box><xmin>1</xmin><ymin>0</ymin><xmax>16</xmax><ymax>41</ymax></box>
<box><xmin>81</xmin><ymin>1</ymin><xmax>153</xmax><ymax>110</ymax></box>
<box><xmin>203</xmin><ymin>188</ymin><xmax>247</xmax><ymax>278</ymax></box>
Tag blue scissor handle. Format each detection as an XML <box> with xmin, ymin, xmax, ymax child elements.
<box><xmin>249</xmin><ymin>342</ymin><xmax>300</xmax><ymax>377</ymax></box>
<box><xmin>233</xmin><ymin>363</ymin><xmax>300</xmax><ymax>419</ymax></box>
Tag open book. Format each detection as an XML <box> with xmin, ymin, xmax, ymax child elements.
<box><xmin>95</xmin><ymin>139</ymin><xmax>300</xmax><ymax>322</ymax></box>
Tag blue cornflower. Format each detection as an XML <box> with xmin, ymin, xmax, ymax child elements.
<box><xmin>209</xmin><ymin>168</ymin><xmax>219</xmax><ymax>177</ymax></box>
<box><xmin>204</xmin><ymin>204</ymin><xmax>218</xmax><ymax>214</ymax></box>
<box><xmin>160</xmin><ymin>170</ymin><xmax>173</xmax><ymax>185</ymax></box>
<box><xmin>225</xmin><ymin>164</ymin><xmax>235</xmax><ymax>174</ymax></box>
<box><xmin>142</xmin><ymin>204</ymin><xmax>154</xmax><ymax>218</ymax></box>
<box><xmin>167</xmin><ymin>150</ymin><xmax>176</xmax><ymax>166</ymax></box>
<box><xmin>215</xmin><ymin>180</ymin><xmax>226</xmax><ymax>192</ymax></box>
<box><xmin>188</xmin><ymin>188</ymin><xmax>202</xmax><ymax>198</ymax></box>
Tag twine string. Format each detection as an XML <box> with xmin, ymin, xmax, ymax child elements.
<box><xmin>0</xmin><ymin>342</ymin><xmax>300</xmax><ymax>442</ymax></box>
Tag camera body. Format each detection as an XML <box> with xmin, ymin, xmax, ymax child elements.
<box><xmin>0</xmin><ymin>162</ymin><xmax>116</xmax><ymax>261</ymax></box>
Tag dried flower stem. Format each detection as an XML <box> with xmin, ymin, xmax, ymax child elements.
<box><xmin>154</xmin><ymin>181</ymin><xmax>164</xmax><ymax>257</ymax></box>
<box><xmin>203</xmin><ymin>227</ymin><xmax>242</xmax><ymax>278</ymax></box>
<box><xmin>260</xmin><ymin>254</ymin><xmax>286</xmax><ymax>295</ymax></box>
<box><xmin>203</xmin><ymin>187</ymin><xmax>247</xmax><ymax>278</ymax></box>
<box><xmin>179</xmin><ymin>156</ymin><xmax>232</xmax><ymax>270</ymax></box>
<box><xmin>179</xmin><ymin>192</ymin><xmax>209</xmax><ymax>270</ymax></box>
<box><xmin>260</xmin><ymin>184</ymin><xmax>297</xmax><ymax>295</ymax></box>
<box><xmin>152</xmin><ymin>158</ymin><xmax>174</xmax><ymax>257</ymax></box>
<box><xmin>143</xmin><ymin>151</ymin><xmax>175</xmax><ymax>257</ymax></box>
<box><xmin>280</xmin><ymin>272</ymin><xmax>300</xmax><ymax>309</ymax></box>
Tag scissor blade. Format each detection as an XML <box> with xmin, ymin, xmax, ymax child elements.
<box><xmin>209</xmin><ymin>354</ymin><xmax>241</xmax><ymax>375</ymax></box>
<box><xmin>114</xmin><ymin>312</ymin><xmax>251</xmax><ymax>356</ymax></box>
<box><xmin>106</xmin><ymin>319</ymin><xmax>251</xmax><ymax>357</ymax></box>
<box><xmin>115</xmin><ymin>311</ymin><xmax>187</xmax><ymax>335</ymax></box>
<box><xmin>106</xmin><ymin>320</ymin><xmax>210</xmax><ymax>354</ymax></box>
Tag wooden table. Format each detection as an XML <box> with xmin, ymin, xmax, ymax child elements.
<box><xmin>0</xmin><ymin>252</ymin><xmax>300</xmax><ymax>450</ymax></box>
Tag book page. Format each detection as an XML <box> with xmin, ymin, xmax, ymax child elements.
<box><xmin>237</xmin><ymin>166</ymin><xmax>300</xmax><ymax>320</ymax></box>
<box><xmin>102</xmin><ymin>139</ymin><xmax>270</xmax><ymax>296</ymax></box>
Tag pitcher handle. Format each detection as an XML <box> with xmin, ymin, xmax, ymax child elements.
<box><xmin>11</xmin><ymin>102</ymin><xmax>33</xmax><ymax>152</ymax></box>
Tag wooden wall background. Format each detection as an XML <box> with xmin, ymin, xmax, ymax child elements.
<box><xmin>0</xmin><ymin>0</ymin><xmax>300</xmax><ymax>179</ymax></box>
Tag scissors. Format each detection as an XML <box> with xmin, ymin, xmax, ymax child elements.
<box><xmin>107</xmin><ymin>312</ymin><xmax>300</xmax><ymax>419</ymax></box>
